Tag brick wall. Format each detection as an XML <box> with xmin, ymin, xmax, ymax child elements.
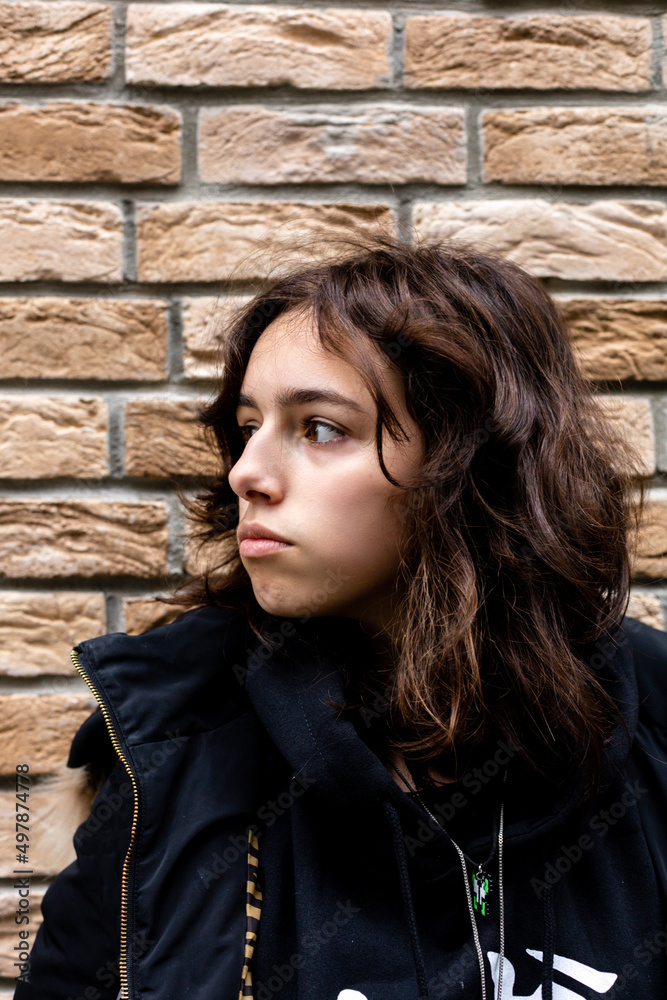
<box><xmin>1</xmin><ymin>2</ymin><xmax>667</xmax><ymax>990</ymax></box>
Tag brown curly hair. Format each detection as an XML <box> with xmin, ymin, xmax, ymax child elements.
<box><xmin>173</xmin><ymin>236</ymin><xmax>644</xmax><ymax>794</ymax></box>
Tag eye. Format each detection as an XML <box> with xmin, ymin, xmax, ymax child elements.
<box><xmin>237</xmin><ymin>425</ymin><xmax>257</xmax><ymax>444</ymax></box>
<box><xmin>303</xmin><ymin>419</ymin><xmax>346</xmax><ymax>445</ymax></box>
<box><xmin>236</xmin><ymin>419</ymin><xmax>346</xmax><ymax>446</ymax></box>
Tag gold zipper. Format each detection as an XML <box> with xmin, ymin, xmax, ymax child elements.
<box><xmin>71</xmin><ymin>647</ymin><xmax>139</xmax><ymax>1000</ymax></box>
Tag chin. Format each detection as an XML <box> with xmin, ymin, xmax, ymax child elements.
<box><xmin>252</xmin><ymin>588</ymin><xmax>304</xmax><ymax>619</ymax></box>
<box><xmin>252</xmin><ymin>588</ymin><xmax>337</xmax><ymax>621</ymax></box>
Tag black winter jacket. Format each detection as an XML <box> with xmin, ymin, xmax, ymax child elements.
<box><xmin>13</xmin><ymin>607</ymin><xmax>667</xmax><ymax>1000</ymax></box>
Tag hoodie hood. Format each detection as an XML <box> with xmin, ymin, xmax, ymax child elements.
<box><xmin>238</xmin><ymin>612</ymin><xmax>658</xmax><ymax>1000</ymax></box>
<box><xmin>243</xmin><ymin>612</ymin><xmax>639</xmax><ymax>866</ymax></box>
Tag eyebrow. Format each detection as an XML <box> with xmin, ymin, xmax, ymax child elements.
<box><xmin>235</xmin><ymin>387</ymin><xmax>365</xmax><ymax>415</ymax></box>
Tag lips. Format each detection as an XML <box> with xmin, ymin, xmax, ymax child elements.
<box><xmin>239</xmin><ymin>537</ymin><xmax>293</xmax><ymax>557</ymax></box>
<box><xmin>237</xmin><ymin>521</ymin><xmax>294</xmax><ymax>557</ymax></box>
<box><xmin>237</xmin><ymin>522</ymin><xmax>291</xmax><ymax>544</ymax></box>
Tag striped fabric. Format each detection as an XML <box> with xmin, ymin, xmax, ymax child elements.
<box><xmin>238</xmin><ymin>827</ymin><xmax>262</xmax><ymax>999</ymax></box>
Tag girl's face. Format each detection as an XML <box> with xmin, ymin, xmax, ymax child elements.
<box><xmin>228</xmin><ymin>308</ymin><xmax>424</xmax><ymax>631</ymax></box>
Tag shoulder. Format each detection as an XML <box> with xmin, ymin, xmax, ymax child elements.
<box><xmin>75</xmin><ymin>603</ymin><xmax>250</xmax><ymax>683</ymax></box>
<box><xmin>621</xmin><ymin>616</ymin><xmax>667</xmax><ymax>729</ymax></box>
<box><xmin>69</xmin><ymin>602</ymin><xmax>254</xmax><ymax>772</ymax></box>
<box><xmin>54</xmin><ymin>604</ymin><xmax>254</xmax><ymax>871</ymax></box>
<box><xmin>75</xmin><ymin>603</ymin><xmax>251</xmax><ymax>709</ymax></box>
<box><xmin>622</xmin><ymin>614</ymin><xmax>667</xmax><ymax>664</ymax></box>
<box><xmin>619</xmin><ymin>618</ymin><xmax>667</xmax><ymax>907</ymax></box>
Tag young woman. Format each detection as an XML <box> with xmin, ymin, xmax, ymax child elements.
<box><xmin>15</xmin><ymin>238</ymin><xmax>667</xmax><ymax>1000</ymax></box>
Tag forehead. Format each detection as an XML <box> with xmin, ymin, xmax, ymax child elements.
<box><xmin>241</xmin><ymin>308</ymin><xmax>374</xmax><ymax>398</ymax></box>
<box><xmin>238</xmin><ymin>307</ymin><xmax>425</xmax><ymax>455</ymax></box>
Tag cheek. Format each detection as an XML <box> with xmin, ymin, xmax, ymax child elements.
<box><xmin>304</xmin><ymin>468</ymin><xmax>406</xmax><ymax>566</ymax></box>
<box><xmin>240</xmin><ymin>472</ymin><xmax>409</xmax><ymax>618</ymax></box>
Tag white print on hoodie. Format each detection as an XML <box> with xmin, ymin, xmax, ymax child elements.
<box><xmin>489</xmin><ymin>949</ymin><xmax>616</xmax><ymax>998</ymax></box>
<box><xmin>336</xmin><ymin>949</ymin><xmax>617</xmax><ymax>1000</ymax></box>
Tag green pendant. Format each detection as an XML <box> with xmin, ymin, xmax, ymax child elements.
<box><xmin>472</xmin><ymin>867</ymin><xmax>492</xmax><ymax>918</ymax></box>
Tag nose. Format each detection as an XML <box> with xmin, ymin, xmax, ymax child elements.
<box><xmin>228</xmin><ymin>429</ymin><xmax>285</xmax><ymax>504</ymax></box>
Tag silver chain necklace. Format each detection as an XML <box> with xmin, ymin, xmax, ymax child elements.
<box><xmin>388</xmin><ymin>759</ymin><xmax>507</xmax><ymax>1000</ymax></box>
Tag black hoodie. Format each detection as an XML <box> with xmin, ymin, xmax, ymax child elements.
<box><xmin>14</xmin><ymin>607</ymin><xmax>667</xmax><ymax>1000</ymax></box>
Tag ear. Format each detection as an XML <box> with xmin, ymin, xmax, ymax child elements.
<box><xmin>29</xmin><ymin>763</ymin><xmax>102</xmax><ymax>874</ymax></box>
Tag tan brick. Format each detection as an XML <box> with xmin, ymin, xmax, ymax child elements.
<box><xmin>124</xmin><ymin>597</ymin><xmax>184</xmax><ymax>635</ymax></box>
<box><xmin>199</xmin><ymin>105</ymin><xmax>466</xmax><ymax>185</ymax></box>
<box><xmin>405</xmin><ymin>14</ymin><xmax>651</xmax><ymax>91</ymax></box>
<box><xmin>1</xmin><ymin>779</ymin><xmax>77</xmax><ymax>876</ymax></box>
<box><xmin>127</xmin><ymin>4</ymin><xmax>391</xmax><ymax>90</ymax></box>
<box><xmin>627</xmin><ymin>592</ymin><xmax>664</xmax><ymax>631</ymax></box>
<box><xmin>658</xmin><ymin>402</ymin><xmax>667</xmax><ymax>475</ymax></box>
<box><xmin>596</xmin><ymin>396</ymin><xmax>655</xmax><ymax>478</ymax></box>
<box><xmin>412</xmin><ymin>200</ymin><xmax>667</xmax><ymax>283</ymax></box>
<box><xmin>3</xmin><ymin>764</ymin><xmax>104</xmax><ymax>878</ymax></box>
<box><xmin>0</xmin><ymin>592</ymin><xmax>105</xmax><ymax>678</ymax></box>
<box><xmin>633</xmin><ymin>500</ymin><xmax>667</xmax><ymax>580</ymax></box>
<box><xmin>0</xmin><ymin>2</ymin><xmax>111</xmax><ymax>83</ymax></box>
<box><xmin>0</xmin><ymin>103</ymin><xmax>181</xmax><ymax>184</ymax></box>
<box><xmin>484</xmin><ymin>108</ymin><xmax>667</xmax><ymax>187</ymax></box>
<box><xmin>0</xmin><ymin>397</ymin><xmax>107</xmax><ymax>478</ymax></box>
<box><xmin>125</xmin><ymin>399</ymin><xmax>218</xmax><ymax>477</ymax></box>
<box><xmin>0</xmin><ymin>793</ymin><xmax>21</xmax><ymax>873</ymax></box>
<box><xmin>0</xmin><ymin>888</ymin><xmax>44</xmax><ymax>974</ymax></box>
<box><xmin>182</xmin><ymin>295</ymin><xmax>250</xmax><ymax>380</ymax></box>
<box><xmin>0</xmin><ymin>298</ymin><xmax>167</xmax><ymax>381</ymax></box>
<box><xmin>559</xmin><ymin>299</ymin><xmax>667</xmax><ymax>382</ymax></box>
<box><xmin>0</xmin><ymin>693</ymin><xmax>95</xmax><ymax>775</ymax></box>
<box><xmin>0</xmin><ymin>201</ymin><xmax>123</xmax><ymax>283</ymax></box>
<box><xmin>137</xmin><ymin>202</ymin><xmax>395</xmax><ymax>283</ymax></box>
<box><xmin>0</xmin><ymin>786</ymin><xmax>20</xmax><ymax>877</ymax></box>
<box><xmin>0</xmin><ymin>501</ymin><xmax>169</xmax><ymax>579</ymax></box>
